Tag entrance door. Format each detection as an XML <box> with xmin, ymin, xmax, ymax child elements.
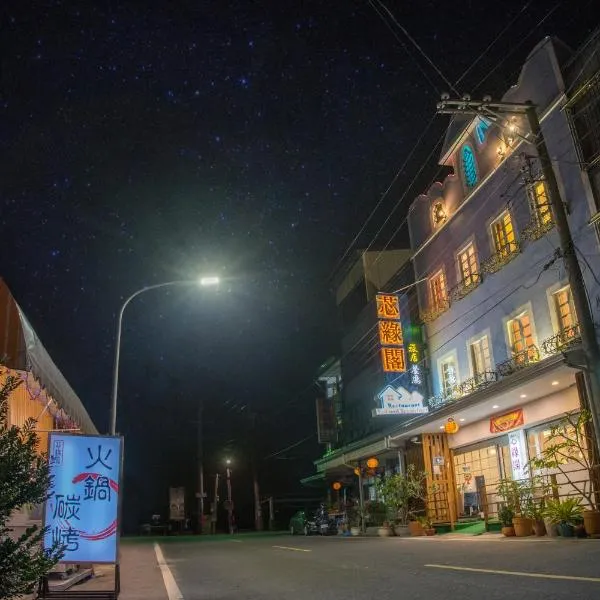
<box><xmin>453</xmin><ymin>439</ymin><xmax>509</xmax><ymax>518</ymax></box>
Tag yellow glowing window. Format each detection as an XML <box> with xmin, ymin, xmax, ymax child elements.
<box><xmin>508</xmin><ymin>312</ymin><xmax>534</xmax><ymax>355</ymax></box>
<box><xmin>458</xmin><ymin>242</ymin><xmax>478</xmax><ymax>286</ymax></box>
<box><xmin>491</xmin><ymin>211</ymin><xmax>517</xmax><ymax>256</ymax></box>
<box><xmin>376</xmin><ymin>294</ymin><xmax>400</xmax><ymax>319</ymax></box>
<box><xmin>553</xmin><ymin>286</ymin><xmax>577</xmax><ymax>332</ymax></box>
<box><xmin>378</xmin><ymin>320</ymin><xmax>403</xmax><ymax>346</ymax></box>
<box><xmin>430</xmin><ymin>269</ymin><xmax>447</xmax><ymax>309</ymax></box>
<box><xmin>381</xmin><ymin>347</ymin><xmax>406</xmax><ymax>372</ymax></box>
<box><xmin>531</xmin><ymin>181</ymin><xmax>553</xmax><ymax>226</ymax></box>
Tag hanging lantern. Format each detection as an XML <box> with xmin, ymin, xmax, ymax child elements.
<box><xmin>354</xmin><ymin>467</ymin><xmax>361</xmax><ymax>476</ymax></box>
<box><xmin>332</xmin><ymin>481</ymin><xmax>342</xmax><ymax>491</ymax></box>
<box><xmin>366</xmin><ymin>457</ymin><xmax>379</xmax><ymax>469</ymax></box>
<box><xmin>444</xmin><ymin>418</ymin><xmax>459</xmax><ymax>434</ymax></box>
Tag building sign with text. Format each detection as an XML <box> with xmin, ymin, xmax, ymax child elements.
<box><xmin>43</xmin><ymin>434</ymin><xmax>123</xmax><ymax>564</ymax></box>
<box><xmin>372</xmin><ymin>384</ymin><xmax>429</xmax><ymax>416</ymax></box>
<box><xmin>376</xmin><ymin>294</ymin><xmax>406</xmax><ymax>373</ymax></box>
<box><xmin>490</xmin><ymin>408</ymin><xmax>524</xmax><ymax>433</ymax></box>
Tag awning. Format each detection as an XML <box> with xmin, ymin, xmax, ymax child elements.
<box><xmin>315</xmin><ymin>436</ymin><xmax>391</xmax><ymax>472</ymax></box>
<box><xmin>16</xmin><ymin>305</ymin><xmax>98</xmax><ymax>434</ymax></box>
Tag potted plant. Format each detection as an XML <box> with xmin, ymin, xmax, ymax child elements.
<box><xmin>544</xmin><ymin>497</ymin><xmax>584</xmax><ymax>537</ymax></box>
<box><xmin>375</xmin><ymin>464</ymin><xmax>428</xmax><ymax>537</ymax></box>
<box><xmin>526</xmin><ymin>498</ymin><xmax>547</xmax><ymax>536</ymax></box>
<box><xmin>529</xmin><ymin>410</ymin><xmax>600</xmax><ymax>536</ymax></box>
<box><xmin>378</xmin><ymin>520</ymin><xmax>393</xmax><ymax>537</ymax></box>
<box><xmin>417</xmin><ymin>515</ymin><xmax>436</xmax><ymax>536</ymax></box>
<box><xmin>497</xmin><ymin>478</ymin><xmax>535</xmax><ymax>537</ymax></box>
<box><xmin>498</xmin><ymin>505</ymin><xmax>515</xmax><ymax>537</ymax></box>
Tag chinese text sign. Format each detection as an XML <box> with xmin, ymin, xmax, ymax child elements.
<box><xmin>375</xmin><ymin>294</ymin><xmax>406</xmax><ymax>373</ymax></box>
<box><xmin>43</xmin><ymin>434</ymin><xmax>122</xmax><ymax>564</ymax></box>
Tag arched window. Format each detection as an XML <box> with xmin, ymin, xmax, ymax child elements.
<box><xmin>475</xmin><ymin>118</ymin><xmax>490</xmax><ymax>144</ymax></box>
<box><xmin>461</xmin><ymin>144</ymin><xmax>478</xmax><ymax>188</ymax></box>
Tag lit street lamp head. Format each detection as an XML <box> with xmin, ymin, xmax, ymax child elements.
<box><xmin>226</xmin><ymin>458</ymin><xmax>232</xmax><ymax>465</ymax></box>
<box><xmin>199</xmin><ymin>276</ymin><xmax>220</xmax><ymax>287</ymax></box>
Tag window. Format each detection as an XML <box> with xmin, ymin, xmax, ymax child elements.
<box><xmin>491</xmin><ymin>211</ymin><xmax>517</xmax><ymax>256</ymax></box>
<box><xmin>470</xmin><ymin>335</ymin><xmax>492</xmax><ymax>377</ymax></box>
<box><xmin>440</xmin><ymin>356</ymin><xmax>458</xmax><ymax>397</ymax></box>
<box><xmin>461</xmin><ymin>145</ymin><xmax>478</xmax><ymax>187</ymax></box>
<box><xmin>507</xmin><ymin>311</ymin><xmax>535</xmax><ymax>355</ymax></box>
<box><xmin>430</xmin><ymin>269</ymin><xmax>447</xmax><ymax>310</ymax></box>
<box><xmin>475</xmin><ymin>118</ymin><xmax>490</xmax><ymax>145</ymax></box>
<box><xmin>553</xmin><ymin>286</ymin><xmax>577</xmax><ymax>332</ymax></box>
<box><xmin>530</xmin><ymin>181</ymin><xmax>553</xmax><ymax>226</ymax></box>
<box><xmin>458</xmin><ymin>242</ymin><xmax>478</xmax><ymax>286</ymax></box>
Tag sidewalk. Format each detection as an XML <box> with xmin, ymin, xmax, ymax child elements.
<box><xmin>71</xmin><ymin>543</ymin><xmax>168</xmax><ymax>600</ymax></box>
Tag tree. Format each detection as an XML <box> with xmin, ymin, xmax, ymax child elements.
<box><xmin>0</xmin><ymin>374</ymin><xmax>63</xmax><ymax>599</ymax></box>
<box><xmin>375</xmin><ymin>464</ymin><xmax>428</xmax><ymax>525</ymax></box>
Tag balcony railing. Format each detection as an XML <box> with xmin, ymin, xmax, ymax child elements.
<box><xmin>457</xmin><ymin>370</ymin><xmax>498</xmax><ymax>395</ymax></box>
<box><xmin>521</xmin><ymin>217</ymin><xmax>555</xmax><ymax>242</ymax></box>
<box><xmin>449</xmin><ymin>273</ymin><xmax>482</xmax><ymax>302</ymax></box>
<box><xmin>481</xmin><ymin>241</ymin><xmax>521</xmax><ymax>275</ymax></box>
<box><xmin>496</xmin><ymin>345</ymin><xmax>540</xmax><ymax>377</ymax></box>
<box><xmin>419</xmin><ymin>298</ymin><xmax>451</xmax><ymax>323</ymax></box>
<box><xmin>541</xmin><ymin>324</ymin><xmax>581</xmax><ymax>356</ymax></box>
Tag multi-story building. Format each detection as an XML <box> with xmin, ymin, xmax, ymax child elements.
<box><xmin>400</xmin><ymin>32</ymin><xmax>600</xmax><ymax>523</ymax></box>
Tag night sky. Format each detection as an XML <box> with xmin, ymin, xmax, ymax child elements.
<box><xmin>1</xmin><ymin>1</ymin><xmax>596</xmax><ymax>529</ymax></box>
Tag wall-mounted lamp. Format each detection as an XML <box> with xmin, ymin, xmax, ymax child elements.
<box><xmin>497</xmin><ymin>144</ymin><xmax>506</xmax><ymax>158</ymax></box>
<box><xmin>432</xmin><ymin>201</ymin><xmax>447</xmax><ymax>226</ymax></box>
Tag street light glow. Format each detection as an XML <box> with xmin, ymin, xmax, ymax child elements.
<box><xmin>199</xmin><ymin>276</ymin><xmax>220</xmax><ymax>287</ymax></box>
<box><xmin>226</xmin><ymin>458</ymin><xmax>231</xmax><ymax>465</ymax></box>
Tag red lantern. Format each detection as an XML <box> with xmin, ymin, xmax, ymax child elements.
<box><xmin>366</xmin><ymin>457</ymin><xmax>379</xmax><ymax>469</ymax></box>
<box><xmin>444</xmin><ymin>418</ymin><xmax>459</xmax><ymax>434</ymax></box>
<box><xmin>332</xmin><ymin>481</ymin><xmax>342</xmax><ymax>491</ymax></box>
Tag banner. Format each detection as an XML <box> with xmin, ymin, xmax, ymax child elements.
<box><xmin>490</xmin><ymin>408</ymin><xmax>524</xmax><ymax>433</ymax></box>
<box><xmin>316</xmin><ymin>397</ymin><xmax>336</xmax><ymax>444</ymax></box>
<box><xmin>44</xmin><ymin>434</ymin><xmax>123</xmax><ymax>564</ymax></box>
<box><xmin>169</xmin><ymin>487</ymin><xmax>185</xmax><ymax>521</ymax></box>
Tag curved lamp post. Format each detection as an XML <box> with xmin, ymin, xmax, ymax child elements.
<box><xmin>109</xmin><ymin>277</ymin><xmax>220</xmax><ymax>435</ymax></box>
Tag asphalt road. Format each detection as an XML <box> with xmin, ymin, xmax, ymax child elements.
<box><xmin>160</xmin><ymin>533</ymin><xmax>600</xmax><ymax>600</ymax></box>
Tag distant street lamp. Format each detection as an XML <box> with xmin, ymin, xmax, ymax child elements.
<box><xmin>109</xmin><ymin>276</ymin><xmax>220</xmax><ymax>436</ymax></box>
<box><xmin>225</xmin><ymin>458</ymin><xmax>234</xmax><ymax>534</ymax></box>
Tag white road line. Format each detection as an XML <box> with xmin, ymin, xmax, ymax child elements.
<box><xmin>272</xmin><ymin>545</ymin><xmax>312</xmax><ymax>553</ymax></box>
<box><xmin>425</xmin><ymin>564</ymin><xmax>600</xmax><ymax>583</ymax></box>
<box><xmin>230</xmin><ymin>539</ymin><xmax>242</xmax><ymax>543</ymax></box>
<box><xmin>154</xmin><ymin>542</ymin><xmax>184</xmax><ymax>600</ymax></box>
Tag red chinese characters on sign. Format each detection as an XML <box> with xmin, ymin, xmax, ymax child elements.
<box><xmin>381</xmin><ymin>347</ymin><xmax>406</xmax><ymax>372</ymax></box>
<box><xmin>376</xmin><ymin>294</ymin><xmax>400</xmax><ymax>319</ymax></box>
<box><xmin>378</xmin><ymin>320</ymin><xmax>403</xmax><ymax>346</ymax></box>
<box><xmin>490</xmin><ymin>409</ymin><xmax>524</xmax><ymax>433</ymax></box>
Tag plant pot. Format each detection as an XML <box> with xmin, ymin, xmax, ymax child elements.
<box><xmin>583</xmin><ymin>510</ymin><xmax>600</xmax><ymax>536</ymax></box>
<box><xmin>544</xmin><ymin>518</ymin><xmax>559</xmax><ymax>537</ymax></box>
<box><xmin>394</xmin><ymin>525</ymin><xmax>409</xmax><ymax>537</ymax></box>
<box><xmin>501</xmin><ymin>526</ymin><xmax>515</xmax><ymax>537</ymax></box>
<box><xmin>350</xmin><ymin>526</ymin><xmax>361</xmax><ymax>537</ymax></box>
<box><xmin>558</xmin><ymin>522</ymin><xmax>574</xmax><ymax>537</ymax></box>
<box><xmin>574</xmin><ymin>523</ymin><xmax>587</xmax><ymax>538</ymax></box>
<box><xmin>425</xmin><ymin>528</ymin><xmax>436</xmax><ymax>536</ymax></box>
<box><xmin>512</xmin><ymin>516</ymin><xmax>533</xmax><ymax>537</ymax></box>
<box><xmin>378</xmin><ymin>526</ymin><xmax>392</xmax><ymax>537</ymax></box>
<box><xmin>532</xmin><ymin>519</ymin><xmax>546</xmax><ymax>536</ymax></box>
<box><xmin>408</xmin><ymin>520</ymin><xmax>424</xmax><ymax>536</ymax></box>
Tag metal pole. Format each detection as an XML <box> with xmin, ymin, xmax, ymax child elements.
<box><xmin>226</xmin><ymin>466</ymin><xmax>233</xmax><ymax>534</ymax></box>
<box><xmin>269</xmin><ymin>496</ymin><xmax>275</xmax><ymax>531</ymax></box>
<box><xmin>358</xmin><ymin>462</ymin><xmax>365</xmax><ymax>534</ymax></box>
<box><xmin>525</xmin><ymin>103</ymin><xmax>600</xmax><ymax>451</ymax></box>
<box><xmin>197</xmin><ymin>400</ymin><xmax>204</xmax><ymax>534</ymax></box>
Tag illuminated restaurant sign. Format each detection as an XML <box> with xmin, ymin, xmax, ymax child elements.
<box><xmin>376</xmin><ymin>294</ymin><xmax>406</xmax><ymax>373</ymax></box>
<box><xmin>490</xmin><ymin>408</ymin><xmax>524</xmax><ymax>433</ymax></box>
<box><xmin>373</xmin><ymin>384</ymin><xmax>429</xmax><ymax>416</ymax></box>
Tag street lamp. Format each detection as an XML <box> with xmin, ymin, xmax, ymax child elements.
<box><xmin>109</xmin><ymin>276</ymin><xmax>220</xmax><ymax>436</ymax></box>
<box><xmin>225</xmin><ymin>458</ymin><xmax>234</xmax><ymax>534</ymax></box>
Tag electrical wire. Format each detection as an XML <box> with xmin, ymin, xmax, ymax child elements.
<box><xmin>263</xmin><ymin>433</ymin><xmax>316</xmax><ymax>460</ymax></box>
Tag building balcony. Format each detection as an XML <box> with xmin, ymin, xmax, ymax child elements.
<box><xmin>419</xmin><ymin>298</ymin><xmax>451</xmax><ymax>323</ymax></box>
<box><xmin>457</xmin><ymin>370</ymin><xmax>498</xmax><ymax>395</ymax></box>
<box><xmin>496</xmin><ymin>345</ymin><xmax>540</xmax><ymax>377</ymax></box>
<box><xmin>480</xmin><ymin>241</ymin><xmax>521</xmax><ymax>275</ymax></box>
<box><xmin>449</xmin><ymin>273</ymin><xmax>482</xmax><ymax>302</ymax></box>
<box><xmin>521</xmin><ymin>217</ymin><xmax>555</xmax><ymax>242</ymax></box>
<box><xmin>541</xmin><ymin>324</ymin><xmax>581</xmax><ymax>356</ymax></box>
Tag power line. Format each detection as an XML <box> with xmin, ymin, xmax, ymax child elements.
<box><xmin>263</xmin><ymin>433</ymin><xmax>316</xmax><ymax>460</ymax></box>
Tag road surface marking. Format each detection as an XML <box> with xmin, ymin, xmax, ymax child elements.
<box><xmin>230</xmin><ymin>539</ymin><xmax>242</xmax><ymax>543</ymax></box>
<box><xmin>425</xmin><ymin>564</ymin><xmax>600</xmax><ymax>583</ymax></box>
<box><xmin>272</xmin><ymin>545</ymin><xmax>312</xmax><ymax>552</ymax></box>
<box><xmin>154</xmin><ymin>543</ymin><xmax>184</xmax><ymax>600</ymax></box>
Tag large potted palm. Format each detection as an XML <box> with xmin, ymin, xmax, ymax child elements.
<box><xmin>529</xmin><ymin>410</ymin><xmax>600</xmax><ymax>537</ymax></box>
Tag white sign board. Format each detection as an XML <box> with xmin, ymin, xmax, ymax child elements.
<box><xmin>373</xmin><ymin>385</ymin><xmax>429</xmax><ymax>416</ymax></box>
<box><xmin>508</xmin><ymin>429</ymin><xmax>527</xmax><ymax>480</ymax></box>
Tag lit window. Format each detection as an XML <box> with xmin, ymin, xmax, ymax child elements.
<box><xmin>507</xmin><ymin>311</ymin><xmax>535</xmax><ymax>355</ymax></box>
<box><xmin>553</xmin><ymin>286</ymin><xmax>577</xmax><ymax>332</ymax></box>
<box><xmin>461</xmin><ymin>145</ymin><xmax>478</xmax><ymax>188</ymax></box>
<box><xmin>530</xmin><ymin>181</ymin><xmax>553</xmax><ymax>226</ymax></box>
<box><xmin>491</xmin><ymin>211</ymin><xmax>517</xmax><ymax>256</ymax></box>
<box><xmin>430</xmin><ymin>269</ymin><xmax>447</xmax><ymax>310</ymax></box>
<box><xmin>470</xmin><ymin>335</ymin><xmax>491</xmax><ymax>377</ymax></box>
<box><xmin>440</xmin><ymin>357</ymin><xmax>458</xmax><ymax>397</ymax></box>
<box><xmin>458</xmin><ymin>242</ymin><xmax>478</xmax><ymax>286</ymax></box>
<box><xmin>475</xmin><ymin>118</ymin><xmax>490</xmax><ymax>145</ymax></box>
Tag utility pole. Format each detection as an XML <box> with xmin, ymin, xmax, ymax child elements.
<box><xmin>437</xmin><ymin>95</ymin><xmax>600</xmax><ymax>452</ymax></box>
<box><xmin>226</xmin><ymin>460</ymin><xmax>233</xmax><ymax>534</ymax></box>
<box><xmin>197</xmin><ymin>400</ymin><xmax>205</xmax><ymax>534</ymax></box>
<box><xmin>250</xmin><ymin>412</ymin><xmax>263</xmax><ymax>531</ymax></box>
<box><xmin>211</xmin><ymin>472</ymin><xmax>220</xmax><ymax>535</ymax></box>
